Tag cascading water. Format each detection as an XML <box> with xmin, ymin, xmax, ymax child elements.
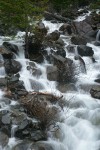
<box><xmin>0</xmin><ymin>12</ymin><xmax>100</xmax><ymax>150</ymax></box>
<box><xmin>96</xmin><ymin>30</ymin><xmax>100</xmax><ymax>41</ymax></box>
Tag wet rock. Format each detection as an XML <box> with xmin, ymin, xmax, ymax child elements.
<box><xmin>19</xmin><ymin>120</ymin><xmax>29</xmax><ymax>130</ymax></box>
<box><xmin>79</xmin><ymin>84</ymin><xmax>100</xmax><ymax>93</ymax></box>
<box><xmin>29</xmin><ymin>53</ymin><xmax>44</xmax><ymax>63</ymax></box>
<box><xmin>55</xmin><ymin>38</ymin><xmax>65</xmax><ymax>46</ymax></box>
<box><xmin>47</xmin><ymin>65</ymin><xmax>58</xmax><ymax>81</ymax></box>
<box><xmin>30</xmin><ymin>130</ymin><xmax>46</xmax><ymax>141</ymax></box>
<box><xmin>0</xmin><ymin>46</ymin><xmax>14</xmax><ymax>59</ymax></box>
<box><xmin>90</xmin><ymin>86</ymin><xmax>100</xmax><ymax>99</ymax></box>
<box><xmin>31</xmin><ymin>142</ymin><xmax>54</xmax><ymax>150</ymax></box>
<box><xmin>71</xmin><ymin>35</ymin><xmax>88</xmax><ymax>45</ymax></box>
<box><xmin>73</xmin><ymin>20</ymin><xmax>93</xmax><ymax>37</ymax></box>
<box><xmin>77</xmin><ymin>45</ymin><xmax>94</xmax><ymax>57</ymax></box>
<box><xmin>28</xmin><ymin>62</ymin><xmax>42</xmax><ymax>77</ymax></box>
<box><xmin>2</xmin><ymin>113</ymin><xmax>11</xmax><ymax>125</ymax></box>
<box><xmin>95</xmin><ymin>78</ymin><xmax>100</xmax><ymax>83</ymax></box>
<box><xmin>4</xmin><ymin>59</ymin><xmax>22</xmax><ymax>75</ymax></box>
<box><xmin>59</xmin><ymin>23</ymin><xmax>72</xmax><ymax>35</ymax></box>
<box><xmin>3</xmin><ymin>42</ymin><xmax>19</xmax><ymax>54</ymax></box>
<box><xmin>17</xmin><ymin>89</ymin><xmax>28</xmax><ymax>97</ymax></box>
<box><xmin>94</xmin><ymin>41</ymin><xmax>100</xmax><ymax>46</ymax></box>
<box><xmin>0</xmin><ymin>98</ymin><xmax>11</xmax><ymax>105</ymax></box>
<box><xmin>11</xmin><ymin>111</ymin><xmax>27</xmax><ymax>125</ymax></box>
<box><xmin>30</xmin><ymin>79</ymin><xmax>44</xmax><ymax>91</ymax></box>
<box><xmin>57</xmin><ymin>83</ymin><xmax>77</xmax><ymax>93</ymax></box>
<box><xmin>0</xmin><ymin>78</ymin><xmax>7</xmax><ymax>88</ymax></box>
<box><xmin>20</xmin><ymin>92</ymin><xmax>61</xmax><ymax>128</ymax></box>
<box><xmin>12</xmin><ymin>141</ymin><xmax>31</xmax><ymax>150</ymax></box>
<box><xmin>67</xmin><ymin>45</ymin><xmax>75</xmax><ymax>53</ymax></box>
<box><xmin>46</xmin><ymin>30</ymin><xmax>60</xmax><ymax>41</ymax></box>
<box><xmin>51</xmin><ymin>54</ymin><xmax>74</xmax><ymax>83</ymax></box>
<box><xmin>0</xmin><ymin>131</ymin><xmax>9</xmax><ymax>148</ymax></box>
<box><xmin>27</xmin><ymin>36</ymin><xmax>44</xmax><ymax>63</ymax></box>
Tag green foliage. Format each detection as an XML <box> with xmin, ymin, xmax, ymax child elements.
<box><xmin>90</xmin><ymin>0</ymin><xmax>100</xmax><ymax>9</ymax></box>
<box><xmin>0</xmin><ymin>0</ymin><xmax>48</xmax><ymax>32</ymax></box>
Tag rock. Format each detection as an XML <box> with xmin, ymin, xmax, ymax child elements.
<box><xmin>46</xmin><ymin>30</ymin><xmax>60</xmax><ymax>41</ymax></box>
<box><xmin>3</xmin><ymin>42</ymin><xmax>19</xmax><ymax>54</ymax></box>
<box><xmin>31</xmin><ymin>142</ymin><xmax>54</xmax><ymax>150</ymax></box>
<box><xmin>20</xmin><ymin>92</ymin><xmax>61</xmax><ymax>128</ymax></box>
<box><xmin>11</xmin><ymin>111</ymin><xmax>27</xmax><ymax>125</ymax></box>
<box><xmin>2</xmin><ymin>113</ymin><xmax>11</xmax><ymax>125</ymax></box>
<box><xmin>73</xmin><ymin>20</ymin><xmax>93</xmax><ymax>37</ymax></box>
<box><xmin>94</xmin><ymin>41</ymin><xmax>100</xmax><ymax>46</ymax></box>
<box><xmin>59</xmin><ymin>23</ymin><xmax>72</xmax><ymax>35</ymax></box>
<box><xmin>4</xmin><ymin>59</ymin><xmax>22</xmax><ymax>75</ymax></box>
<box><xmin>95</xmin><ymin>78</ymin><xmax>100</xmax><ymax>83</ymax></box>
<box><xmin>12</xmin><ymin>141</ymin><xmax>31</xmax><ymax>150</ymax></box>
<box><xmin>30</xmin><ymin>130</ymin><xmax>46</xmax><ymax>141</ymax></box>
<box><xmin>90</xmin><ymin>86</ymin><xmax>100</xmax><ymax>99</ymax></box>
<box><xmin>67</xmin><ymin>45</ymin><xmax>75</xmax><ymax>53</ymax></box>
<box><xmin>28</xmin><ymin>62</ymin><xmax>42</xmax><ymax>77</ymax></box>
<box><xmin>0</xmin><ymin>131</ymin><xmax>9</xmax><ymax>147</ymax></box>
<box><xmin>0</xmin><ymin>46</ymin><xmax>13</xmax><ymax>59</ymax></box>
<box><xmin>55</xmin><ymin>38</ymin><xmax>65</xmax><ymax>46</ymax></box>
<box><xmin>27</xmin><ymin>36</ymin><xmax>44</xmax><ymax>63</ymax></box>
<box><xmin>57</xmin><ymin>83</ymin><xmax>77</xmax><ymax>93</ymax></box>
<box><xmin>29</xmin><ymin>53</ymin><xmax>44</xmax><ymax>63</ymax></box>
<box><xmin>29</xmin><ymin>79</ymin><xmax>44</xmax><ymax>91</ymax></box>
<box><xmin>71</xmin><ymin>35</ymin><xmax>88</xmax><ymax>45</ymax></box>
<box><xmin>47</xmin><ymin>65</ymin><xmax>58</xmax><ymax>81</ymax></box>
<box><xmin>51</xmin><ymin>54</ymin><xmax>74</xmax><ymax>83</ymax></box>
<box><xmin>77</xmin><ymin>45</ymin><xmax>94</xmax><ymax>57</ymax></box>
<box><xmin>0</xmin><ymin>78</ymin><xmax>7</xmax><ymax>88</ymax></box>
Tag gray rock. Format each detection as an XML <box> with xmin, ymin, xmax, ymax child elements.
<box><xmin>0</xmin><ymin>131</ymin><xmax>9</xmax><ymax>147</ymax></box>
<box><xmin>59</xmin><ymin>23</ymin><xmax>72</xmax><ymax>35</ymax></box>
<box><xmin>2</xmin><ymin>113</ymin><xmax>11</xmax><ymax>125</ymax></box>
<box><xmin>31</xmin><ymin>142</ymin><xmax>54</xmax><ymax>150</ymax></box>
<box><xmin>0</xmin><ymin>78</ymin><xmax>7</xmax><ymax>87</ymax></box>
<box><xmin>4</xmin><ymin>59</ymin><xmax>22</xmax><ymax>75</ymax></box>
<box><xmin>47</xmin><ymin>65</ymin><xmax>58</xmax><ymax>81</ymax></box>
<box><xmin>30</xmin><ymin>79</ymin><xmax>44</xmax><ymax>91</ymax></box>
<box><xmin>3</xmin><ymin>42</ymin><xmax>19</xmax><ymax>54</ymax></box>
<box><xmin>77</xmin><ymin>45</ymin><xmax>94</xmax><ymax>57</ymax></box>
<box><xmin>71</xmin><ymin>35</ymin><xmax>88</xmax><ymax>45</ymax></box>
<box><xmin>57</xmin><ymin>83</ymin><xmax>77</xmax><ymax>93</ymax></box>
<box><xmin>90</xmin><ymin>85</ymin><xmax>100</xmax><ymax>99</ymax></box>
<box><xmin>12</xmin><ymin>141</ymin><xmax>31</xmax><ymax>150</ymax></box>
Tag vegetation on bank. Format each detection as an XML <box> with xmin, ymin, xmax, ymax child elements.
<box><xmin>0</xmin><ymin>0</ymin><xmax>99</xmax><ymax>56</ymax></box>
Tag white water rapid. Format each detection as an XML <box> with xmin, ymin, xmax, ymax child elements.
<box><xmin>0</xmin><ymin>14</ymin><xmax>100</xmax><ymax>150</ymax></box>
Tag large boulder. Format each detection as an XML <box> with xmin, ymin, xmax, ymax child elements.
<box><xmin>0</xmin><ymin>131</ymin><xmax>9</xmax><ymax>148</ymax></box>
<box><xmin>47</xmin><ymin>65</ymin><xmax>58</xmax><ymax>81</ymax></box>
<box><xmin>0</xmin><ymin>46</ymin><xmax>13</xmax><ymax>59</ymax></box>
<box><xmin>71</xmin><ymin>35</ymin><xmax>88</xmax><ymax>45</ymax></box>
<box><xmin>51</xmin><ymin>54</ymin><xmax>74</xmax><ymax>83</ymax></box>
<box><xmin>3</xmin><ymin>42</ymin><xmax>19</xmax><ymax>54</ymax></box>
<box><xmin>46</xmin><ymin>30</ymin><xmax>60</xmax><ymax>41</ymax></box>
<box><xmin>77</xmin><ymin>45</ymin><xmax>94</xmax><ymax>57</ymax></box>
<box><xmin>31</xmin><ymin>142</ymin><xmax>54</xmax><ymax>150</ymax></box>
<box><xmin>4</xmin><ymin>59</ymin><xmax>22</xmax><ymax>75</ymax></box>
<box><xmin>59</xmin><ymin>23</ymin><xmax>72</xmax><ymax>35</ymax></box>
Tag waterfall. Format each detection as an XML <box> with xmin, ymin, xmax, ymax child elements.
<box><xmin>96</xmin><ymin>30</ymin><xmax>100</xmax><ymax>41</ymax></box>
<box><xmin>0</xmin><ymin>13</ymin><xmax>100</xmax><ymax>150</ymax></box>
<box><xmin>0</xmin><ymin>54</ymin><xmax>5</xmax><ymax>77</ymax></box>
